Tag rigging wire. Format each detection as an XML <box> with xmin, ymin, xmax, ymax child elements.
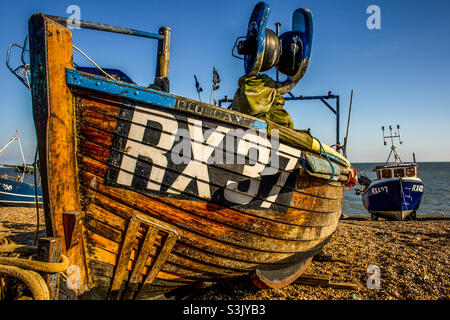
<box><xmin>33</xmin><ymin>146</ymin><xmax>40</xmax><ymax>246</ymax></box>
<box><xmin>72</xmin><ymin>44</ymin><xmax>116</xmax><ymax>81</ymax></box>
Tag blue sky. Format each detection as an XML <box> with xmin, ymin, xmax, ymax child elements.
<box><xmin>0</xmin><ymin>0</ymin><xmax>449</xmax><ymax>164</ymax></box>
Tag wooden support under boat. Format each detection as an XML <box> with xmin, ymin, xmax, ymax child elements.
<box><xmin>295</xmin><ymin>273</ymin><xmax>359</xmax><ymax>290</ymax></box>
<box><xmin>27</xmin><ymin>13</ymin><xmax>357</xmax><ymax>299</ymax></box>
<box><xmin>37</xmin><ymin>238</ymin><xmax>62</xmax><ymax>300</ymax></box>
<box><xmin>108</xmin><ymin>214</ymin><xmax>178</xmax><ymax>300</ymax></box>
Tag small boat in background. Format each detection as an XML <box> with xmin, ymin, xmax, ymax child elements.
<box><xmin>358</xmin><ymin>125</ymin><xmax>424</xmax><ymax>221</ymax></box>
<box><xmin>0</xmin><ymin>131</ymin><xmax>42</xmax><ymax>206</ymax></box>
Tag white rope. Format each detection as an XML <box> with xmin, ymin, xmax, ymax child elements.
<box><xmin>16</xmin><ymin>137</ymin><xmax>27</xmax><ymax>181</ymax></box>
<box><xmin>0</xmin><ymin>132</ymin><xmax>28</xmax><ymax>181</ymax></box>
<box><xmin>72</xmin><ymin>44</ymin><xmax>116</xmax><ymax>81</ymax></box>
<box><xmin>0</xmin><ymin>136</ymin><xmax>17</xmax><ymax>156</ymax></box>
<box><xmin>24</xmin><ymin>66</ymin><xmax>32</xmax><ymax>92</ymax></box>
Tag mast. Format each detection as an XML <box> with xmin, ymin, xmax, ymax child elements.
<box><xmin>382</xmin><ymin>125</ymin><xmax>403</xmax><ymax>164</ymax></box>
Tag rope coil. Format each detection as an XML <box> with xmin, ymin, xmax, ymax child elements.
<box><xmin>0</xmin><ymin>254</ymin><xmax>69</xmax><ymax>274</ymax></box>
<box><xmin>0</xmin><ymin>265</ymin><xmax>50</xmax><ymax>300</ymax></box>
<box><xmin>0</xmin><ymin>239</ymin><xmax>69</xmax><ymax>300</ymax></box>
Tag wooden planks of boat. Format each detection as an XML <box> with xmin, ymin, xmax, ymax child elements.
<box><xmin>28</xmin><ymin>14</ymin><xmax>357</xmax><ymax>299</ymax></box>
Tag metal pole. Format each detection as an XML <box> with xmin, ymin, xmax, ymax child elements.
<box><xmin>47</xmin><ymin>15</ymin><xmax>163</xmax><ymax>40</ymax></box>
<box><xmin>284</xmin><ymin>93</ymin><xmax>341</xmax><ymax>149</ymax></box>
<box><xmin>343</xmin><ymin>89</ymin><xmax>353</xmax><ymax>156</ymax></box>
<box><xmin>156</xmin><ymin>27</ymin><xmax>171</xmax><ymax>79</ymax></box>
<box><xmin>336</xmin><ymin>95</ymin><xmax>340</xmax><ymax>147</ymax></box>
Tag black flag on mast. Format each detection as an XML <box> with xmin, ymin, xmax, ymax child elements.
<box><xmin>213</xmin><ymin>66</ymin><xmax>221</xmax><ymax>90</ymax></box>
<box><xmin>210</xmin><ymin>66</ymin><xmax>221</xmax><ymax>105</ymax></box>
<box><xmin>194</xmin><ymin>75</ymin><xmax>203</xmax><ymax>101</ymax></box>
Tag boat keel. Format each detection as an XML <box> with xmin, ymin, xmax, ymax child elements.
<box><xmin>251</xmin><ymin>256</ymin><xmax>312</xmax><ymax>289</ymax></box>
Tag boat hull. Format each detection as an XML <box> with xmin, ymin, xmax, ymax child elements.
<box><xmin>74</xmin><ymin>90</ymin><xmax>344</xmax><ymax>299</ymax></box>
<box><xmin>0</xmin><ymin>177</ymin><xmax>43</xmax><ymax>206</ymax></box>
<box><xmin>27</xmin><ymin>14</ymin><xmax>354</xmax><ymax>299</ymax></box>
<box><xmin>362</xmin><ymin>178</ymin><xmax>424</xmax><ymax>220</ymax></box>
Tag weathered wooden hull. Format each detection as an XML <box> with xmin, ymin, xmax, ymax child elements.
<box><xmin>73</xmin><ymin>91</ymin><xmax>344</xmax><ymax>299</ymax></box>
<box><xmin>28</xmin><ymin>14</ymin><xmax>354</xmax><ymax>299</ymax></box>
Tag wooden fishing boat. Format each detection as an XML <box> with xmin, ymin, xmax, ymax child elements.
<box><xmin>21</xmin><ymin>4</ymin><xmax>357</xmax><ymax>299</ymax></box>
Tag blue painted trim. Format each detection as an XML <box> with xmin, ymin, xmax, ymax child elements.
<box><xmin>67</xmin><ymin>69</ymin><xmax>269</xmax><ymax>132</ymax></box>
<box><xmin>133</xmin><ymin>30</ymin><xmax>163</xmax><ymax>40</ymax></box>
<box><xmin>66</xmin><ymin>69</ymin><xmax>176</xmax><ymax>108</ymax></box>
<box><xmin>249</xmin><ymin>120</ymin><xmax>268</xmax><ymax>131</ymax></box>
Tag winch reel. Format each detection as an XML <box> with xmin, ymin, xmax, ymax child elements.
<box><xmin>232</xmin><ymin>2</ymin><xmax>313</xmax><ymax>87</ymax></box>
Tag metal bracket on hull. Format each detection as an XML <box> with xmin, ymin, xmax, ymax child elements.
<box><xmin>108</xmin><ymin>214</ymin><xmax>178</xmax><ymax>300</ymax></box>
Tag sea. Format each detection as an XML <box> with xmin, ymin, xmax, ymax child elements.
<box><xmin>1</xmin><ymin>163</ymin><xmax>448</xmax><ymax>217</ymax></box>
<box><xmin>343</xmin><ymin>162</ymin><xmax>450</xmax><ymax>217</ymax></box>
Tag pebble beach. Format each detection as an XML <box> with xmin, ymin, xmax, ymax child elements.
<box><xmin>1</xmin><ymin>207</ymin><xmax>448</xmax><ymax>300</ymax></box>
<box><xmin>196</xmin><ymin>217</ymin><xmax>449</xmax><ymax>300</ymax></box>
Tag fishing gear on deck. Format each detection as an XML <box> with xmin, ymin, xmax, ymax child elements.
<box><xmin>229</xmin><ymin>2</ymin><xmax>313</xmax><ymax>128</ymax></box>
<box><xmin>231</xmin><ymin>2</ymin><xmax>313</xmax><ymax>94</ymax></box>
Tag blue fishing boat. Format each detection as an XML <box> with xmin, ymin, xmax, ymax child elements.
<box><xmin>358</xmin><ymin>125</ymin><xmax>424</xmax><ymax>220</ymax></box>
<box><xmin>0</xmin><ymin>132</ymin><xmax>43</xmax><ymax>206</ymax></box>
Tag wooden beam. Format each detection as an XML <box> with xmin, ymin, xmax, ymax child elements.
<box><xmin>295</xmin><ymin>272</ymin><xmax>358</xmax><ymax>290</ymax></box>
<box><xmin>37</xmin><ymin>237</ymin><xmax>62</xmax><ymax>300</ymax></box>
<box><xmin>29</xmin><ymin>13</ymin><xmax>88</xmax><ymax>295</ymax></box>
<box><xmin>122</xmin><ymin>226</ymin><xmax>158</xmax><ymax>300</ymax></box>
<box><xmin>135</xmin><ymin>232</ymin><xmax>177</xmax><ymax>299</ymax></box>
<box><xmin>295</xmin><ymin>273</ymin><xmax>331</xmax><ymax>286</ymax></box>
<box><xmin>109</xmin><ymin>215</ymin><xmax>140</xmax><ymax>300</ymax></box>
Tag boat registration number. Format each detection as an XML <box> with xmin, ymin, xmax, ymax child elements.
<box><xmin>106</xmin><ymin>106</ymin><xmax>301</xmax><ymax>211</ymax></box>
<box><xmin>1</xmin><ymin>183</ymin><xmax>13</xmax><ymax>191</ymax></box>
<box><xmin>371</xmin><ymin>186</ymin><xmax>388</xmax><ymax>195</ymax></box>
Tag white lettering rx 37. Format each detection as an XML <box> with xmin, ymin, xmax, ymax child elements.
<box><xmin>116</xmin><ymin>106</ymin><xmax>300</xmax><ymax>207</ymax></box>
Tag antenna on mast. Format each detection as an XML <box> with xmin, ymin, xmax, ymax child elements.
<box><xmin>382</xmin><ymin>124</ymin><xmax>403</xmax><ymax>164</ymax></box>
<box><xmin>342</xmin><ymin>89</ymin><xmax>354</xmax><ymax>158</ymax></box>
